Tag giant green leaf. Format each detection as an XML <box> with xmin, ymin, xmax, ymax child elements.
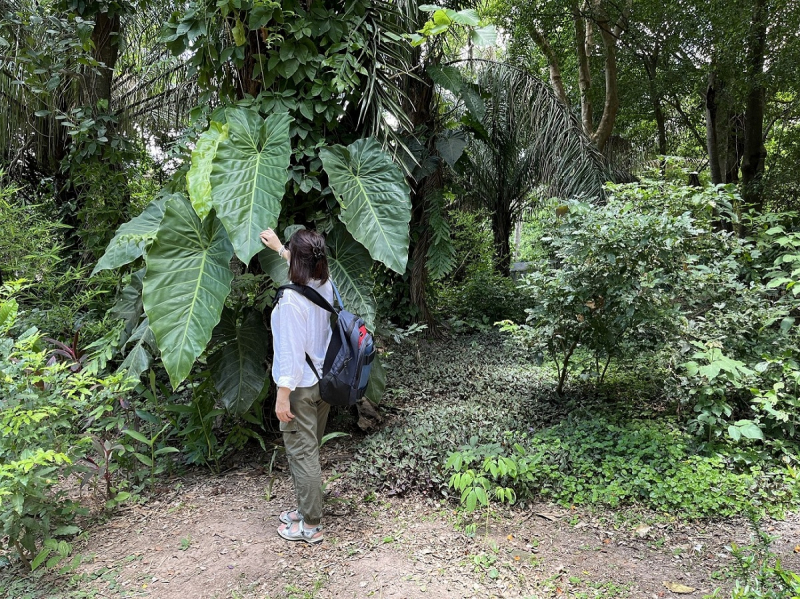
<box><xmin>210</xmin><ymin>108</ymin><xmax>292</xmax><ymax>264</ymax></box>
<box><xmin>320</xmin><ymin>138</ymin><xmax>411</xmax><ymax>274</ymax></box>
<box><xmin>187</xmin><ymin>121</ymin><xmax>229</xmax><ymax>220</ymax></box>
<box><xmin>142</xmin><ymin>197</ymin><xmax>234</xmax><ymax>388</ymax></box>
<box><xmin>450</xmin><ymin>8</ymin><xmax>479</xmax><ymax>26</ymax></box>
<box><xmin>91</xmin><ymin>196</ymin><xmax>170</xmax><ymax>275</ymax></box>
<box><xmin>470</xmin><ymin>25</ymin><xmax>497</xmax><ymax>47</ymax></box>
<box><xmin>258</xmin><ymin>249</ymin><xmax>289</xmax><ymax>285</ymax></box>
<box><xmin>211</xmin><ymin>306</ymin><xmax>238</xmax><ymax>348</ymax></box>
<box><xmin>326</xmin><ymin>225</ymin><xmax>376</xmax><ymax>330</ymax></box>
<box><xmin>461</xmin><ymin>83</ymin><xmax>486</xmax><ymax>121</ymax></box>
<box><xmin>427</xmin><ymin>65</ymin><xmax>464</xmax><ymax>95</ymax></box>
<box><xmin>427</xmin><ymin>66</ymin><xmax>485</xmax><ymax>121</ymax></box>
<box><xmin>209</xmin><ymin>308</ymin><xmax>270</xmax><ymax>414</ymax></box>
<box><xmin>435</xmin><ymin>129</ymin><xmax>468</xmax><ymax>167</ymax></box>
<box><xmin>364</xmin><ymin>353</ymin><xmax>386</xmax><ymax>405</ymax></box>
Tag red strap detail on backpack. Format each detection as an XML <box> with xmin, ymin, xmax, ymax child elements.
<box><xmin>358</xmin><ymin>325</ymin><xmax>368</xmax><ymax>348</ymax></box>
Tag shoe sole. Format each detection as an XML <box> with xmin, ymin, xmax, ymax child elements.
<box><xmin>277</xmin><ymin>526</ymin><xmax>323</xmax><ymax>544</ymax></box>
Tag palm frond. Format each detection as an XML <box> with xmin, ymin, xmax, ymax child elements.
<box><xmin>465</xmin><ymin>61</ymin><xmax>609</xmax><ymax>205</ymax></box>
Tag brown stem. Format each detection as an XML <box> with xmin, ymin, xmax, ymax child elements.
<box><xmin>556</xmin><ymin>338</ymin><xmax>579</xmax><ymax>396</ymax></box>
<box><xmin>599</xmin><ymin>355</ymin><xmax>612</xmax><ymax>385</ymax></box>
<box><xmin>527</xmin><ymin>24</ymin><xmax>569</xmax><ymax>106</ymax></box>
<box><xmin>13</xmin><ymin>539</ymin><xmax>31</xmax><ymax>570</ymax></box>
<box><xmin>704</xmin><ymin>70</ymin><xmax>723</xmax><ymax>185</ymax></box>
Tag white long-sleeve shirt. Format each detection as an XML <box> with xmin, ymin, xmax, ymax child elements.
<box><xmin>270</xmin><ymin>279</ymin><xmax>334</xmax><ymax>391</ymax></box>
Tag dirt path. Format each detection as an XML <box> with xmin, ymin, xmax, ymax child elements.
<box><xmin>64</xmin><ymin>449</ymin><xmax>799</xmax><ymax>599</ymax></box>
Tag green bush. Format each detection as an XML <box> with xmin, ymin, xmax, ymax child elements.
<box><xmin>506</xmin><ymin>190</ymin><xmax>695</xmax><ymax>394</ymax></box>
<box><xmin>0</xmin><ymin>288</ymin><xmax>141</xmax><ymax>569</ymax></box>
<box><xmin>668</xmin><ymin>212</ymin><xmax>800</xmax><ymax>446</ymax></box>
<box><xmin>502</xmin><ymin>181</ymin><xmax>800</xmax><ymax>446</ymax></box>
<box><xmin>438</xmin><ymin>268</ymin><xmax>529</xmax><ymax>330</ymax></box>
<box><xmin>0</xmin><ymin>173</ymin><xmax>120</xmax><ymax>339</ymax></box>
<box><xmin>446</xmin><ymin>417</ymin><xmax>800</xmax><ymax>519</ymax></box>
<box><xmin>0</xmin><ymin>174</ymin><xmax>66</xmax><ymax>288</ymax></box>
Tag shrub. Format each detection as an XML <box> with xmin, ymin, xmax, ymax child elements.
<box><xmin>506</xmin><ymin>193</ymin><xmax>695</xmax><ymax>394</ymax></box>
<box><xmin>0</xmin><ymin>173</ymin><xmax>121</xmax><ymax>339</ymax></box>
<box><xmin>718</xmin><ymin>526</ymin><xmax>800</xmax><ymax>598</ymax></box>
<box><xmin>669</xmin><ymin>212</ymin><xmax>800</xmax><ymax>445</ymax></box>
<box><xmin>435</xmin><ymin>209</ymin><xmax>530</xmax><ymax>330</ymax></box>
<box><xmin>503</xmin><ymin>181</ymin><xmax>800</xmax><ymax>446</ymax></box>
<box><xmin>0</xmin><ymin>173</ymin><xmax>65</xmax><ymax>288</ymax></box>
<box><xmin>0</xmin><ymin>288</ymin><xmax>137</xmax><ymax>569</ymax></box>
<box><xmin>438</xmin><ymin>268</ymin><xmax>529</xmax><ymax>330</ymax></box>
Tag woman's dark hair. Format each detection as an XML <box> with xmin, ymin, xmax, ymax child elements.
<box><xmin>288</xmin><ymin>229</ymin><xmax>329</xmax><ymax>285</ymax></box>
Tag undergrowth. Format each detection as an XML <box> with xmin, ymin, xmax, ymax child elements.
<box><xmin>352</xmin><ymin>334</ymin><xmax>800</xmax><ymax>519</ymax></box>
<box><xmin>349</xmin><ymin>333</ymin><xmax>564</xmax><ymax>496</ymax></box>
<box><xmin>448</xmin><ymin>417</ymin><xmax>799</xmax><ymax>519</ymax></box>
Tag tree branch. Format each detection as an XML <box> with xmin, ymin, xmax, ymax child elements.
<box><xmin>526</xmin><ymin>23</ymin><xmax>569</xmax><ymax>106</ymax></box>
<box><xmin>665</xmin><ymin>94</ymin><xmax>706</xmax><ymax>149</ymax></box>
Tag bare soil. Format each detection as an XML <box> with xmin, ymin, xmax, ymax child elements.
<box><xmin>49</xmin><ymin>447</ymin><xmax>799</xmax><ymax>599</ymax></box>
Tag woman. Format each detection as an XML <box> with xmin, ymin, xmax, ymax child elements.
<box><xmin>260</xmin><ymin>227</ymin><xmax>333</xmax><ymax>544</ymax></box>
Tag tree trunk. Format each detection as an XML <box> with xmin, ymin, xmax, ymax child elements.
<box><xmin>492</xmin><ymin>207</ymin><xmax>513</xmax><ymax>277</ymax></box>
<box><xmin>572</xmin><ymin>3</ymin><xmax>594</xmax><ymax>138</ymax></box>
<box><xmin>402</xmin><ymin>64</ymin><xmax>440</xmax><ymax>329</ymax></box>
<box><xmin>704</xmin><ymin>70</ymin><xmax>723</xmax><ymax>185</ymax></box>
<box><xmin>654</xmin><ymin>97</ymin><xmax>667</xmax><ymax>155</ymax></box>
<box><xmin>642</xmin><ymin>49</ymin><xmax>667</xmax><ymax>156</ymax></box>
<box><xmin>528</xmin><ymin>24</ymin><xmax>569</xmax><ymax>105</ymax></box>
<box><xmin>590</xmin><ymin>16</ymin><xmax>620</xmax><ymax>152</ymax></box>
<box><xmin>89</xmin><ymin>10</ymin><xmax>121</xmax><ymax>105</ymax></box>
<box><xmin>741</xmin><ymin>0</ymin><xmax>768</xmax><ymax>211</ymax></box>
<box><xmin>721</xmin><ymin>113</ymin><xmax>744</xmax><ymax>184</ymax></box>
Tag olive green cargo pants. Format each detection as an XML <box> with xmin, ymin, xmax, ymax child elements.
<box><xmin>280</xmin><ymin>384</ymin><xmax>330</xmax><ymax>526</ymax></box>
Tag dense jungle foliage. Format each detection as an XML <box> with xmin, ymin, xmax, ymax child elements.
<box><xmin>1</xmin><ymin>0</ymin><xmax>800</xmax><ymax>595</ymax></box>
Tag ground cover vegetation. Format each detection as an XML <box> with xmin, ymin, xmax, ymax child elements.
<box><xmin>1</xmin><ymin>0</ymin><xmax>800</xmax><ymax>596</ymax></box>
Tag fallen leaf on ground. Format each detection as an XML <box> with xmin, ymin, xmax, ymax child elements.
<box><xmin>634</xmin><ymin>524</ymin><xmax>651</xmax><ymax>537</ymax></box>
<box><xmin>664</xmin><ymin>581</ymin><xmax>695</xmax><ymax>594</ymax></box>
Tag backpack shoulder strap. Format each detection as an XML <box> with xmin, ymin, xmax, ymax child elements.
<box><xmin>276</xmin><ymin>284</ymin><xmax>336</xmax><ymax>313</ymax></box>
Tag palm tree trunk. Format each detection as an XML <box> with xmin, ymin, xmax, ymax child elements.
<box><xmin>492</xmin><ymin>208</ymin><xmax>513</xmax><ymax>277</ymax></box>
<box><xmin>403</xmin><ymin>66</ymin><xmax>440</xmax><ymax>329</ymax></box>
<box><xmin>89</xmin><ymin>10</ymin><xmax>121</xmax><ymax>105</ymax></box>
